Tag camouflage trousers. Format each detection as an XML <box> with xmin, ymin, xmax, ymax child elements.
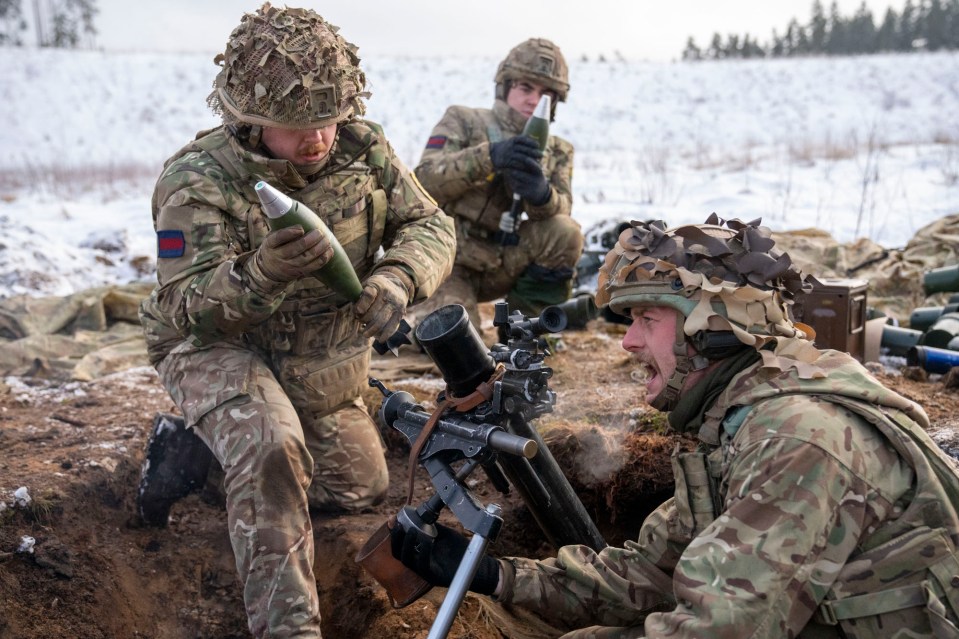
<box><xmin>157</xmin><ymin>343</ymin><xmax>388</xmax><ymax>639</ymax></box>
<box><xmin>409</xmin><ymin>214</ymin><xmax>584</xmax><ymax>329</ymax></box>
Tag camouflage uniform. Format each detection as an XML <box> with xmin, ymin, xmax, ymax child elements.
<box><xmin>412</xmin><ymin>39</ymin><xmax>583</xmax><ymax>327</ymax></box>
<box><xmin>492</xmin><ymin>218</ymin><xmax>959</xmax><ymax>638</ymax></box>
<box><xmin>138</xmin><ymin>6</ymin><xmax>455</xmax><ymax>638</ymax></box>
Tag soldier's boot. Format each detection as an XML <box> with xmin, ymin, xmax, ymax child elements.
<box><xmin>136</xmin><ymin>413</ymin><xmax>215</xmax><ymax>527</ymax></box>
<box><xmin>505</xmin><ymin>264</ymin><xmax>575</xmax><ymax>318</ymax></box>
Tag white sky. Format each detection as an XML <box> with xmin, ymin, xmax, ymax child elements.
<box><xmin>92</xmin><ymin>0</ymin><xmax>902</xmax><ymax>61</ymax></box>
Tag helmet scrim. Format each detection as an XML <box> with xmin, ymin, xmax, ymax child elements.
<box><xmin>494</xmin><ymin>38</ymin><xmax>570</xmax><ymax>103</ymax></box>
<box><xmin>207</xmin><ymin>3</ymin><xmax>368</xmax><ymax>130</ymax></box>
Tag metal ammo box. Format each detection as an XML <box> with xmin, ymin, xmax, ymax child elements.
<box><xmin>790</xmin><ymin>278</ymin><xmax>868</xmax><ymax>362</ymax></box>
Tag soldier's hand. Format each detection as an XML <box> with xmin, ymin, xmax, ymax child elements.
<box><xmin>256</xmin><ymin>226</ymin><xmax>333</xmax><ymax>283</ymax></box>
<box><xmin>354</xmin><ymin>267</ymin><xmax>413</xmax><ymax>343</ymax></box>
<box><xmin>489</xmin><ymin>135</ymin><xmax>543</xmax><ymax>172</ymax></box>
<box><xmin>506</xmin><ymin>163</ymin><xmax>551</xmax><ymax>206</ymax></box>
<box><xmin>390</xmin><ymin>510</ymin><xmax>500</xmax><ymax>595</ymax></box>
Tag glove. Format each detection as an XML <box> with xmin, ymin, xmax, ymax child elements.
<box><xmin>255</xmin><ymin>226</ymin><xmax>333</xmax><ymax>283</ymax></box>
<box><xmin>390</xmin><ymin>512</ymin><xmax>500</xmax><ymax>596</ymax></box>
<box><xmin>506</xmin><ymin>164</ymin><xmax>551</xmax><ymax>206</ymax></box>
<box><xmin>354</xmin><ymin>267</ymin><xmax>413</xmax><ymax>343</ymax></box>
<box><xmin>489</xmin><ymin>135</ymin><xmax>543</xmax><ymax>172</ymax></box>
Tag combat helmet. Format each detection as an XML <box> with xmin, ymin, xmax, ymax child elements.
<box><xmin>208</xmin><ymin>3</ymin><xmax>368</xmax><ymax>131</ymax></box>
<box><xmin>495</xmin><ymin>38</ymin><xmax>570</xmax><ymax>105</ymax></box>
<box><xmin>596</xmin><ymin>214</ymin><xmax>815</xmax><ymax>410</ymax></box>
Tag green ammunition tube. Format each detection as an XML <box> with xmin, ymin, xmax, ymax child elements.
<box><xmin>923</xmin><ymin>265</ymin><xmax>959</xmax><ymax>296</ymax></box>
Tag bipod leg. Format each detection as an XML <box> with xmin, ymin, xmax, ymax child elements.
<box><xmin>427</xmin><ymin>503</ymin><xmax>502</xmax><ymax>639</ymax></box>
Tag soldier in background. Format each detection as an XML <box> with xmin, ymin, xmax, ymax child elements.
<box><xmin>392</xmin><ymin>216</ymin><xmax>959</xmax><ymax>638</ymax></box>
<box><xmin>137</xmin><ymin>4</ymin><xmax>454</xmax><ymax>638</ymax></box>
<box><xmin>411</xmin><ymin>38</ymin><xmax>584</xmax><ymax>329</ymax></box>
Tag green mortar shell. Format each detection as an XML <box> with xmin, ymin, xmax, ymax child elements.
<box><xmin>264</xmin><ymin>199</ymin><xmax>363</xmax><ymax>301</ymax></box>
<box><xmin>880</xmin><ymin>325</ymin><xmax>923</xmax><ymax>356</ymax></box>
<box><xmin>522</xmin><ymin>94</ymin><xmax>550</xmax><ymax>151</ymax></box>
<box><xmin>909</xmin><ymin>306</ymin><xmax>946</xmax><ymax>332</ymax></box>
<box><xmin>923</xmin><ymin>265</ymin><xmax>959</xmax><ymax>296</ymax></box>
<box><xmin>920</xmin><ymin>312</ymin><xmax>959</xmax><ymax>349</ymax></box>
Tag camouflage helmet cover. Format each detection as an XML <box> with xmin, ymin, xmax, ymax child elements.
<box><xmin>495</xmin><ymin>38</ymin><xmax>570</xmax><ymax>102</ymax></box>
<box><xmin>207</xmin><ymin>2</ymin><xmax>368</xmax><ymax>130</ymax></box>
<box><xmin>596</xmin><ymin>214</ymin><xmax>815</xmax><ymax>352</ymax></box>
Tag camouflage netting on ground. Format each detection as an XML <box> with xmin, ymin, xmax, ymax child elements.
<box><xmin>775</xmin><ymin>214</ymin><xmax>959</xmax><ymax>322</ymax></box>
<box><xmin>0</xmin><ymin>283</ymin><xmax>152</xmax><ymax>381</ymax></box>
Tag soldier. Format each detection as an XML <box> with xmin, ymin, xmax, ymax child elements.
<box><xmin>411</xmin><ymin>38</ymin><xmax>584</xmax><ymax>329</ymax></box>
<box><xmin>392</xmin><ymin>215</ymin><xmax>959</xmax><ymax>637</ymax></box>
<box><xmin>137</xmin><ymin>4</ymin><xmax>454</xmax><ymax>638</ymax></box>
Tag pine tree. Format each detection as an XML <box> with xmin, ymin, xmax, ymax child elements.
<box><xmin>682</xmin><ymin>36</ymin><xmax>702</xmax><ymax>61</ymax></box>
<box><xmin>0</xmin><ymin>0</ymin><xmax>26</xmax><ymax>45</ymax></box>
<box><xmin>36</xmin><ymin>0</ymin><xmax>98</xmax><ymax>48</ymax></box>
<box><xmin>848</xmin><ymin>2</ymin><xmax>877</xmax><ymax>53</ymax></box>
<box><xmin>876</xmin><ymin>7</ymin><xmax>899</xmax><ymax>51</ymax></box>
<box><xmin>826</xmin><ymin>1</ymin><xmax>848</xmax><ymax>54</ymax></box>
<box><xmin>809</xmin><ymin>0</ymin><xmax>829</xmax><ymax>52</ymax></box>
<box><xmin>708</xmin><ymin>32</ymin><xmax>724</xmax><ymax>59</ymax></box>
<box><xmin>924</xmin><ymin>0</ymin><xmax>949</xmax><ymax>50</ymax></box>
<box><xmin>770</xmin><ymin>28</ymin><xmax>785</xmax><ymax>57</ymax></box>
<box><xmin>899</xmin><ymin>0</ymin><xmax>917</xmax><ymax>50</ymax></box>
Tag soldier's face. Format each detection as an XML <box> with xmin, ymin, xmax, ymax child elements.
<box><xmin>261</xmin><ymin>124</ymin><xmax>337</xmax><ymax>166</ymax></box>
<box><xmin>506</xmin><ymin>80</ymin><xmax>554</xmax><ymax>119</ymax></box>
<box><xmin>622</xmin><ymin>306</ymin><xmax>709</xmax><ymax>406</ymax></box>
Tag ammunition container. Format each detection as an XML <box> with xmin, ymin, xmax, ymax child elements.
<box><xmin>791</xmin><ymin>278</ymin><xmax>867</xmax><ymax>361</ymax></box>
<box><xmin>923</xmin><ymin>265</ymin><xmax>959</xmax><ymax>296</ymax></box>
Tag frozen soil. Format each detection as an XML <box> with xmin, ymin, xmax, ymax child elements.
<box><xmin>1</xmin><ymin>315</ymin><xmax>957</xmax><ymax>639</ymax></box>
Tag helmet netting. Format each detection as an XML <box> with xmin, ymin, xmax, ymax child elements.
<box><xmin>597</xmin><ymin>215</ymin><xmax>815</xmax><ymax>354</ymax></box>
<box><xmin>207</xmin><ymin>3</ymin><xmax>368</xmax><ymax>129</ymax></box>
<box><xmin>495</xmin><ymin>38</ymin><xmax>570</xmax><ymax>102</ymax></box>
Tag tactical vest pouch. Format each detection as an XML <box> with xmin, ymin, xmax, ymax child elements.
<box><xmin>289</xmin><ymin>304</ymin><xmax>362</xmax><ymax>357</ymax></box>
<box><xmin>367</xmin><ymin>188</ymin><xmax>388</xmax><ymax>257</ymax></box>
<box><xmin>278</xmin><ymin>345</ymin><xmax>370</xmax><ymax>419</ymax></box>
<box><xmin>355</xmin><ymin>516</ymin><xmax>432</xmax><ymax>608</ymax></box>
<box><xmin>671</xmin><ymin>447</ymin><xmax>719</xmax><ymax>536</ymax></box>
<box><xmin>815</xmin><ymin>526</ymin><xmax>959</xmax><ymax>638</ymax></box>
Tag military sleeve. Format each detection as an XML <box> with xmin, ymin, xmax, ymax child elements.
<box><xmin>148</xmin><ymin>160</ymin><xmax>290</xmax><ymax>346</ymax></box>
<box><xmin>640</xmin><ymin>404</ymin><xmax>912</xmax><ymax>639</ymax></box>
<box><xmin>497</xmin><ymin>499</ymin><xmax>682</xmax><ymax>633</ymax></box>
<box><xmin>373</xmin><ymin>135</ymin><xmax>456</xmax><ymax>303</ymax></box>
<box><xmin>413</xmin><ymin>106</ymin><xmax>496</xmax><ymax>204</ymax></box>
<box><xmin>499</xmin><ymin>400</ymin><xmax>914</xmax><ymax>637</ymax></box>
<box><xmin>524</xmin><ymin>135</ymin><xmax>573</xmax><ymax>222</ymax></box>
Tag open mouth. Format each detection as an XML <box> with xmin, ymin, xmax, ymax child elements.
<box><xmin>631</xmin><ymin>361</ymin><xmax>656</xmax><ymax>385</ymax></box>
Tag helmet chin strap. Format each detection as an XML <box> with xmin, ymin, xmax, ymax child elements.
<box><xmin>649</xmin><ymin>319</ymin><xmax>710</xmax><ymax>412</ymax></box>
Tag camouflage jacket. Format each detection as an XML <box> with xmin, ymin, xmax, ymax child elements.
<box><xmin>139</xmin><ymin>121</ymin><xmax>455</xmax><ymax>364</ymax></box>
<box><xmin>499</xmin><ymin>349</ymin><xmax>959</xmax><ymax>638</ymax></box>
<box><xmin>414</xmin><ymin>99</ymin><xmax>573</xmax><ymax>235</ymax></box>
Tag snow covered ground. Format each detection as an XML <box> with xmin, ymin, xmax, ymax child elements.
<box><xmin>0</xmin><ymin>47</ymin><xmax>957</xmax><ymax>298</ymax></box>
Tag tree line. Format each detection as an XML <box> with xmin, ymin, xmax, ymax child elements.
<box><xmin>0</xmin><ymin>0</ymin><xmax>97</xmax><ymax>48</ymax></box>
<box><xmin>683</xmin><ymin>0</ymin><xmax>959</xmax><ymax>60</ymax></box>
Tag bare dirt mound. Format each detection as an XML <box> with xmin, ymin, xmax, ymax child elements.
<box><xmin>1</xmin><ymin>317</ymin><xmax>957</xmax><ymax>638</ymax></box>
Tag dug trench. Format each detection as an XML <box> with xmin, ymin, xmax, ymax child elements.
<box><xmin>1</xmin><ymin>315</ymin><xmax>957</xmax><ymax>638</ymax></box>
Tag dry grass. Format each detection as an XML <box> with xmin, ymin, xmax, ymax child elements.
<box><xmin>0</xmin><ymin>162</ymin><xmax>159</xmax><ymax>199</ymax></box>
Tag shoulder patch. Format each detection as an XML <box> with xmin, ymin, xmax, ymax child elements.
<box><xmin>157</xmin><ymin>230</ymin><xmax>186</xmax><ymax>258</ymax></box>
<box><xmin>426</xmin><ymin>135</ymin><xmax>447</xmax><ymax>150</ymax></box>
